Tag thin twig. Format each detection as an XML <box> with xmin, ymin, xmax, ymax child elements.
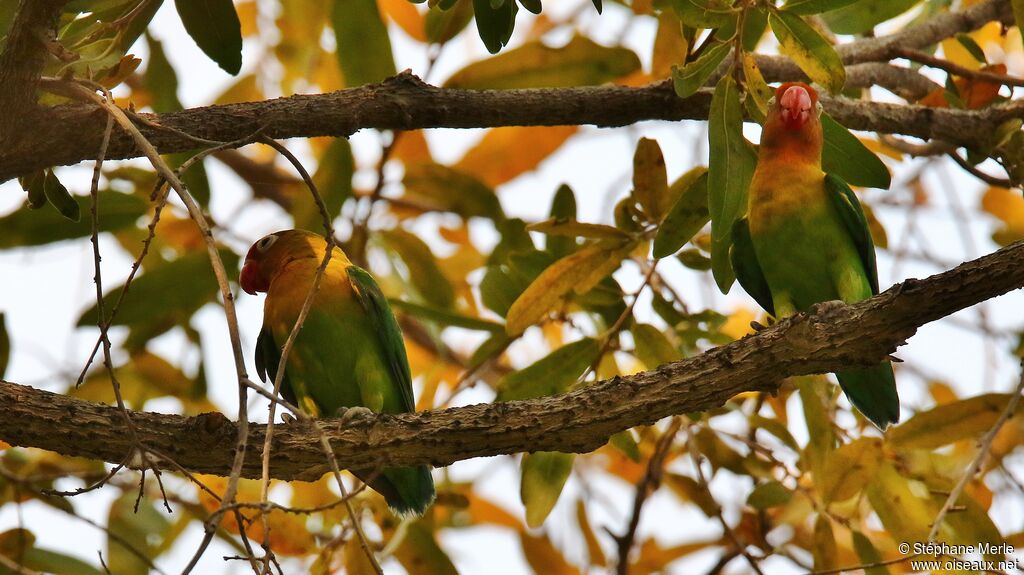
<box><xmin>927</xmin><ymin>358</ymin><xmax>1024</xmax><ymax>542</ymax></box>
<box><xmin>614</xmin><ymin>417</ymin><xmax>682</xmax><ymax>575</ymax></box>
<box><xmin>947</xmin><ymin>151</ymin><xmax>1014</xmax><ymax>187</ymax></box>
<box><xmin>892</xmin><ymin>47</ymin><xmax>1024</xmax><ymax>88</ymax></box>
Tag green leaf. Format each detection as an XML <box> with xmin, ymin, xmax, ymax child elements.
<box><xmin>107</xmin><ymin>492</ymin><xmax>170</xmax><ymax>575</ymax></box>
<box><xmin>497</xmin><ymin>338</ymin><xmax>599</xmax><ymax>400</ymax></box>
<box><xmin>380</xmin><ymin>228</ymin><xmax>456</xmax><ymax>309</ymax></box>
<box><xmin>955</xmin><ymin>32</ymin><xmax>988</xmax><ymax>64</ymax></box>
<box><xmin>425</xmin><ymin>0</ymin><xmax>473</xmax><ymax>44</ymax></box>
<box><xmin>747</xmin><ymin>480</ymin><xmax>793</xmax><ymax>509</ymax></box>
<box><xmin>332</xmin><ymin>0</ymin><xmax>397</xmax><ymax>86</ymax></box>
<box><xmin>520</xmin><ymin>452</ymin><xmax>574</xmax><ymax>527</ymax></box>
<box><xmin>820</xmin><ymin>0</ymin><xmax>921</xmax><ymax>35</ymax></box>
<box><xmin>671</xmin><ymin>0</ymin><xmax>737</xmax><ymax>29</ymax></box>
<box><xmin>17</xmin><ymin>548</ymin><xmax>105</xmax><ymax>575</ymax></box>
<box><xmin>812</xmin><ymin>514</ymin><xmax>838</xmax><ymax>572</ymax></box>
<box><xmin>865</xmin><ymin>461</ymin><xmax>932</xmax><ymax>543</ymax></box>
<box><xmin>517</xmin><ymin>0</ymin><xmax>541</xmax><ymax>14</ymax></box>
<box><xmin>1014</xmin><ymin>0</ymin><xmax>1024</xmax><ymax>51</ymax></box>
<box><xmin>388</xmin><ymin>299</ymin><xmax>504</xmax><ymax>332</ymax></box>
<box><xmin>653</xmin><ymin>169</ymin><xmax>709</xmax><ymax>258</ymax></box>
<box><xmin>769</xmin><ymin>11</ymin><xmax>845</xmax><ymax>94</ymax></box>
<box><xmin>631</xmin><ymin>323</ymin><xmax>679</xmax><ymax>369</ymax></box>
<box><xmin>821</xmin><ymin>114</ymin><xmax>891</xmax><ymax>189</ymax></box>
<box><xmin>708</xmin><ymin>75</ymin><xmax>756</xmax><ymax>292</ymax></box>
<box><xmin>609</xmin><ymin>430</ymin><xmax>640</xmax><ymax>461</ymax></box>
<box><xmin>445</xmin><ymin>36</ymin><xmax>640</xmax><ymax>89</ymax></box>
<box><xmin>851</xmin><ymin>531</ymin><xmax>891</xmax><ymax>575</ymax></box>
<box><xmin>672</xmin><ymin>41</ymin><xmax>731</xmax><ymax>98</ymax></box>
<box><xmin>0</xmin><ymin>313</ymin><xmax>8</xmax><ymax>379</ymax></box>
<box><xmin>0</xmin><ymin>191</ymin><xmax>148</xmax><ymax>249</ymax></box>
<box><xmin>546</xmin><ymin>184</ymin><xmax>579</xmax><ymax>258</ymax></box>
<box><xmin>42</xmin><ymin>171</ymin><xmax>80</xmax><ymax>222</ymax></box>
<box><xmin>473</xmin><ymin>0</ymin><xmax>517</xmax><ymax>53</ymax></box>
<box><xmin>18</xmin><ymin>171</ymin><xmax>46</xmax><ymax>210</ymax></box>
<box><xmin>173</xmin><ymin>0</ymin><xmax>242</xmax><ymax>74</ymax></box>
<box><xmin>403</xmin><ymin>163</ymin><xmax>503</xmax><ymax>220</ymax></box>
<box><xmin>78</xmin><ymin>249</ymin><xmax>240</xmax><ymax>330</ymax></box>
<box><xmin>781</xmin><ymin>0</ymin><xmax>858</xmax><ymax>16</ymax></box>
<box><xmin>144</xmin><ymin>34</ymin><xmax>182</xmax><ymax>112</ymax></box>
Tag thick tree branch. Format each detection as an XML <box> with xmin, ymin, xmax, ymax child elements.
<box><xmin>0</xmin><ymin>0</ymin><xmax>69</xmax><ymax>139</ymax></box>
<box><xmin>1</xmin><ymin>241</ymin><xmax>1023</xmax><ymax>481</ymax></box>
<box><xmin>1</xmin><ymin>72</ymin><xmax>1021</xmax><ymax>183</ymax></box>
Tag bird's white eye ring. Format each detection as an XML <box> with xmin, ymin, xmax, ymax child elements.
<box><xmin>815</xmin><ymin>101</ymin><xmax>823</xmax><ymax>115</ymax></box>
<box><xmin>767</xmin><ymin>96</ymin><xmax>776</xmax><ymax>107</ymax></box>
<box><xmin>256</xmin><ymin>235</ymin><xmax>278</xmax><ymax>252</ymax></box>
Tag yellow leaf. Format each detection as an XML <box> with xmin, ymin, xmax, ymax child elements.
<box><xmin>445</xmin><ymin>36</ymin><xmax>641</xmax><ymax>89</ymax></box>
<box><xmin>456</xmin><ymin>126</ymin><xmax>577</xmax><ymax>187</ymax></box>
<box><xmin>819</xmin><ymin>437</ymin><xmax>882</xmax><ymax>504</ymax></box>
<box><xmin>770</xmin><ymin>12</ymin><xmax>845</xmax><ymax>93</ymax></box>
<box><xmin>632</xmin><ymin>539</ymin><xmax>709</xmax><ymax>574</ymax></box>
<box><xmin>214</xmin><ymin>74</ymin><xmax>264</xmax><ymax>105</ymax></box>
<box><xmin>632</xmin><ymin>138</ymin><xmax>670</xmax><ymax>222</ymax></box>
<box><xmin>393</xmin><ymin>130</ymin><xmax>433</xmax><ymax>167</ymax></box>
<box><xmin>236</xmin><ymin>0</ymin><xmax>259</xmax><ymax>37</ymax></box>
<box><xmin>527</xmin><ymin>218</ymin><xmax>630</xmax><ymax>241</ymax></box>
<box><xmin>575</xmin><ymin>500</ymin><xmax>607</xmax><ymax>567</ymax></box>
<box><xmin>505</xmin><ymin>241</ymin><xmax>634</xmax><ymax>334</ymax></box>
<box><xmin>720</xmin><ymin>307</ymin><xmax>757</xmax><ymax>340</ymax></box>
<box><xmin>519</xmin><ymin>531</ymin><xmax>581</xmax><ymax>575</ymax></box>
<box><xmin>521</xmin><ymin>452</ymin><xmax>575</xmax><ymax>528</ymax></box>
<box><xmin>378</xmin><ymin>0</ymin><xmax>426</xmax><ymax>41</ymax></box>
<box><xmin>345</xmin><ymin>531</ymin><xmax>379</xmax><ymax>575</ymax></box>
<box><xmin>394</xmin><ymin>520</ymin><xmax>459</xmax><ymax>575</ymax></box>
<box><xmin>865</xmin><ymin>462</ymin><xmax>936</xmax><ymax>543</ymax></box>
<box><xmin>889</xmin><ymin>393</ymin><xmax>1012</xmax><ymax>450</ymax></box>
<box><xmin>664</xmin><ymin>473</ymin><xmax>720</xmax><ymax>516</ymax></box>
<box><xmin>982</xmin><ymin>186</ymin><xmax>1024</xmax><ymax>245</ymax></box>
<box><xmin>652</xmin><ymin>11</ymin><xmax>687</xmax><ymax>79</ymax></box>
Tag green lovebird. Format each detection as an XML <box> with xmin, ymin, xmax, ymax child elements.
<box><xmin>730</xmin><ymin>82</ymin><xmax>900</xmax><ymax>429</ymax></box>
<box><xmin>240</xmin><ymin>229</ymin><xmax>435</xmax><ymax>515</ymax></box>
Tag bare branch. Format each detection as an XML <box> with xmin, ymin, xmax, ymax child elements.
<box><xmin>1</xmin><ymin>240</ymin><xmax>1023</xmax><ymax>478</ymax></box>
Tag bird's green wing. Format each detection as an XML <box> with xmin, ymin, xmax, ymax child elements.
<box><xmin>255</xmin><ymin>325</ymin><xmax>298</xmax><ymax>408</ymax></box>
<box><xmin>730</xmin><ymin>217</ymin><xmax>775</xmax><ymax>316</ymax></box>
<box><xmin>347</xmin><ymin>265</ymin><xmax>416</xmax><ymax>413</ymax></box>
<box><xmin>825</xmin><ymin>174</ymin><xmax>880</xmax><ymax>295</ymax></box>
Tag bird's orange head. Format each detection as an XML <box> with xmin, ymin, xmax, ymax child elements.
<box><xmin>240</xmin><ymin>229</ymin><xmax>328</xmax><ymax>295</ymax></box>
<box><xmin>760</xmin><ymin>82</ymin><xmax>823</xmax><ymax>163</ymax></box>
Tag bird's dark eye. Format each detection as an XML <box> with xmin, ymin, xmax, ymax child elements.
<box><xmin>256</xmin><ymin>235</ymin><xmax>278</xmax><ymax>252</ymax></box>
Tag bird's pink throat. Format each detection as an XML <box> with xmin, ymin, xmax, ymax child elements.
<box><xmin>240</xmin><ymin>260</ymin><xmax>269</xmax><ymax>295</ymax></box>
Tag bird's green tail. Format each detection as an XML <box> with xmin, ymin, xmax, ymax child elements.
<box><xmin>836</xmin><ymin>361</ymin><xmax>900</xmax><ymax>429</ymax></box>
<box><xmin>357</xmin><ymin>465</ymin><xmax>435</xmax><ymax>517</ymax></box>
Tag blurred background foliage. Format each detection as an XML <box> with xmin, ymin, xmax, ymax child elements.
<box><xmin>1</xmin><ymin>0</ymin><xmax>1024</xmax><ymax>573</ymax></box>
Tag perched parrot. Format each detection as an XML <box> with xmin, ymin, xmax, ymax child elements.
<box><xmin>240</xmin><ymin>229</ymin><xmax>435</xmax><ymax>515</ymax></box>
<box><xmin>730</xmin><ymin>82</ymin><xmax>900</xmax><ymax>429</ymax></box>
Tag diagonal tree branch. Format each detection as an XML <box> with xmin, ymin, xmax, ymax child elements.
<box><xmin>1</xmin><ymin>240</ymin><xmax>1023</xmax><ymax>481</ymax></box>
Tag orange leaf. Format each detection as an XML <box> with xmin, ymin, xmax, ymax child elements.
<box><xmin>378</xmin><ymin>0</ymin><xmax>426</xmax><ymax>42</ymax></box>
<box><xmin>519</xmin><ymin>531</ymin><xmax>581</xmax><ymax>575</ymax></box>
<box><xmin>982</xmin><ymin>186</ymin><xmax>1024</xmax><ymax>244</ymax></box>
<box><xmin>456</xmin><ymin>126</ymin><xmax>577</xmax><ymax>187</ymax></box>
<box><xmin>919</xmin><ymin>64</ymin><xmax>1007</xmax><ymax>109</ymax></box>
<box><xmin>393</xmin><ymin>130</ymin><xmax>433</xmax><ymax>167</ymax></box>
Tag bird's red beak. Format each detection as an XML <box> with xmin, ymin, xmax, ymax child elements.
<box><xmin>240</xmin><ymin>259</ymin><xmax>269</xmax><ymax>295</ymax></box>
<box><xmin>779</xmin><ymin>84</ymin><xmax>813</xmax><ymax>131</ymax></box>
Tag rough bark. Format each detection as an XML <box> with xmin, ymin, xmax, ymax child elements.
<box><xmin>0</xmin><ymin>73</ymin><xmax>1021</xmax><ymax>183</ymax></box>
<box><xmin>1</xmin><ymin>240</ymin><xmax>1022</xmax><ymax>481</ymax></box>
<box><xmin>0</xmin><ymin>0</ymin><xmax>69</xmax><ymax>140</ymax></box>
